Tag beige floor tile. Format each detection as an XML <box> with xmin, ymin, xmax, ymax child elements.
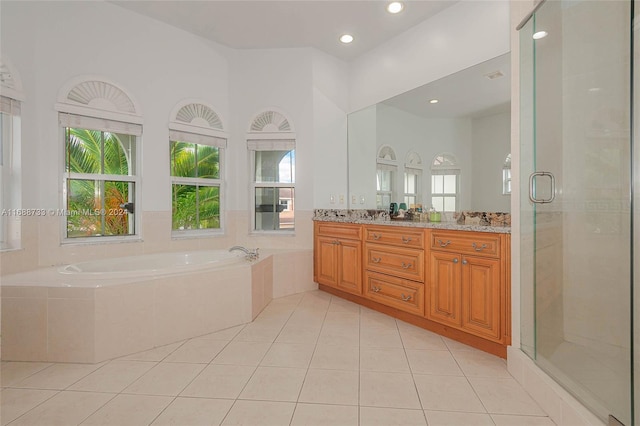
<box><xmin>413</xmin><ymin>375</ymin><xmax>486</xmax><ymax>413</ymax></box>
<box><xmin>180</xmin><ymin>364</ymin><xmax>256</xmax><ymax>399</ymax></box>
<box><xmin>275</xmin><ymin>325</ymin><xmax>322</xmax><ymax>344</ymax></box>
<box><xmin>425</xmin><ymin>410</ymin><xmax>495</xmax><ymax>425</ymax></box>
<box><xmin>398</xmin><ymin>327</ymin><xmax>448</xmax><ymax>351</ymax></box>
<box><xmin>120</xmin><ymin>341</ymin><xmax>185</xmax><ymax>362</ymax></box>
<box><xmin>9</xmin><ymin>390</ymin><xmax>113</xmax><ymax>426</ymax></box>
<box><xmin>291</xmin><ymin>403</ymin><xmax>359</xmax><ymax>426</ymax></box>
<box><xmin>360</xmin><ymin>310</ymin><xmax>398</xmax><ymax>329</ymax></box>
<box><xmin>211</xmin><ymin>341</ymin><xmax>272</xmax><ymax>366</ymax></box>
<box><xmin>239</xmin><ymin>366</ymin><xmax>306</xmax><ymax>402</ymax></box>
<box><xmin>443</xmin><ymin>337</ymin><xmax>483</xmax><ymax>353</ymax></box>
<box><xmin>327</xmin><ymin>297</ymin><xmax>361</xmax><ymax>313</ymax></box>
<box><xmin>491</xmin><ymin>414</ymin><xmax>556</xmax><ymax>425</ymax></box>
<box><xmin>452</xmin><ymin>350</ymin><xmax>511</xmax><ymax>378</ymax></box>
<box><xmin>360</xmin><ymin>371</ymin><xmax>421</xmax><ymax>409</ymax></box>
<box><xmin>468</xmin><ymin>377</ymin><xmax>546</xmax><ymax>416</ymax></box>
<box><xmin>310</xmin><ymin>344</ymin><xmax>359</xmax><ymax>370</ymax></box>
<box><xmin>359</xmin><ymin>407</ymin><xmax>427</xmax><ymax>426</ymax></box>
<box><xmin>233</xmin><ymin>323</ymin><xmax>283</xmax><ymax>342</ymax></box>
<box><xmin>0</xmin><ymin>362</ymin><xmax>53</xmax><ymax>387</ymax></box>
<box><xmin>360</xmin><ymin>348</ymin><xmax>410</xmax><ymax>373</ymax></box>
<box><xmin>81</xmin><ymin>394</ymin><xmax>173</xmax><ymax>425</ymax></box>
<box><xmin>163</xmin><ymin>339</ymin><xmax>227</xmax><ymax>364</ymax></box>
<box><xmin>196</xmin><ymin>324</ymin><xmax>246</xmax><ymax>341</ymax></box>
<box><xmin>151</xmin><ymin>397</ymin><xmax>234</xmax><ymax>425</ymax></box>
<box><xmin>260</xmin><ymin>342</ymin><xmax>315</xmax><ymax>368</ymax></box>
<box><xmin>406</xmin><ymin>349</ymin><xmax>463</xmax><ymax>376</ymax></box>
<box><xmin>323</xmin><ymin>311</ymin><xmax>360</xmax><ymax>328</ymax></box>
<box><xmin>298</xmin><ymin>369</ymin><xmax>359</xmax><ymax>406</ymax></box>
<box><xmin>360</xmin><ymin>327</ymin><xmax>403</xmax><ymax>348</ymax></box>
<box><xmin>0</xmin><ymin>388</ymin><xmax>58</xmax><ymax>425</ymax></box>
<box><xmin>221</xmin><ymin>400</ymin><xmax>295</xmax><ymax>425</ymax></box>
<box><xmin>317</xmin><ymin>326</ymin><xmax>360</xmax><ymax>347</ymax></box>
<box><xmin>12</xmin><ymin>363</ymin><xmax>104</xmax><ymax>390</ymax></box>
<box><xmin>68</xmin><ymin>361</ymin><xmax>156</xmax><ymax>393</ymax></box>
<box><xmin>123</xmin><ymin>362</ymin><xmax>205</xmax><ymax>396</ymax></box>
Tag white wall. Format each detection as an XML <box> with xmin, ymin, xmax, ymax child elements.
<box><xmin>348</xmin><ymin>1</ymin><xmax>510</xmax><ymax>113</ymax></box>
<box><xmin>471</xmin><ymin>111</ymin><xmax>511</xmax><ymax>212</ymax></box>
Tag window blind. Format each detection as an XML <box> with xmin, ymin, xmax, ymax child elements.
<box><xmin>247</xmin><ymin>139</ymin><xmax>295</xmax><ymax>151</ymax></box>
<box><xmin>59</xmin><ymin>113</ymin><xmax>142</xmax><ymax>136</ymax></box>
<box><xmin>169</xmin><ymin>129</ymin><xmax>227</xmax><ymax>148</ymax></box>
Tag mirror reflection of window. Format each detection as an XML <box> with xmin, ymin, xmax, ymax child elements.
<box><xmin>376</xmin><ymin>145</ymin><xmax>397</xmax><ymax>209</ymax></box>
<box><xmin>502</xmin><ymin>153</ymin><xmax>511</xmax><ymax>195</ymax></box>
<box><xmin>431</xmin><ymin>153</ymin><xmax>459</xmax><ymax>212</ymax></box>
<box><xmin>404</xmin><ymin>151</ymin><xmax>422</xmax><ymax>207</ymax></box>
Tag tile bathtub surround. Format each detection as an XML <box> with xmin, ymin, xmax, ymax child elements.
<box><xmin>0</xmin><ymin>290</ymin><xmax>554</xmax><ymax>426</ymax></box>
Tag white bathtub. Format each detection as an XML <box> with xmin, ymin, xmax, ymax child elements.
<box><xmin>58</xmin><ymin>250</ymin><xmax>246</xmax><ymax>281</ymax></box>
<box><xmin>1</xmin><ymin>249</ymin><xmax>273</xmax><ymax>363</ymax></box>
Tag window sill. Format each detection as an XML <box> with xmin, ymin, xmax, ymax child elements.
<box><xmin>249</xmin><ymin>230</ymin><xmax>296</xmax><ymax>237</ymax></box>
<box><xmin>0</xmin><ymin>246</ymin><xmax>24</xmax><ymax>254</ymax></box>
<box><xmin>171</xmin><ymin>229</ymin><xmax>225</xmax><ymax>240</ymax></box>
<box><xmin>61</xmin><ymin>235</ymin><xmax>143</xmax><ymax>246</ymax></box>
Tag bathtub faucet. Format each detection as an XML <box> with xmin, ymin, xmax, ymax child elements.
<box><xmin>229</xmin><ymin>246</ymin><xmax>260</xmax><ymax>261</ymax></box>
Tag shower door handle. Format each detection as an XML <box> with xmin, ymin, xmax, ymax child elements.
<box><xmin>528</xmin><ymin>172</ymin><xmax>556</xmax><ymax>204</ymax></box>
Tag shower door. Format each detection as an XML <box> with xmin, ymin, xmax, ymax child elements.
<box><xmin>520</xmin><ymin>1</ymin><xmax>633</xmax><ymax>424</ymax></box>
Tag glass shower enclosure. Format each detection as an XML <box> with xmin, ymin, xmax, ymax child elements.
<box><xmin>519</xmin><ymin>1</ymin><xmax>634</xmax><ymax>424</ymax></box>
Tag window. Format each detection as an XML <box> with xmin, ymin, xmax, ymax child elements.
<box><xmin>376</xmin><ymin>145</ymin><xmax>397</xmax><ymax>209</ymax></box>
<box><xmin>431</xmin><ymin>153</ymin><xmax>459</xmax><ymax>212</ymax></box>
<box><xmin>247</xmin><ymin>110</ymin><xmax>296</xmax><ymax>232</ymax></box>
<box><xmin>169</xmin><ymin>102</ymin><xmax>226</xmax><ymax>234</ymax></box>
<box><xmin>0</xmin><ymin>96</ymin><xmax>21</xmax><ymax>250</ymax></box>
<box><xmin>502</xmin><ymin>153</ymin><xmax>512</xmax><ymax>195</ymax></box>
<box><xmin>63</xmin><ymin>123</ymin><xmax>138</xmax><ymax>238</ymax></box>
<box><xmin>56</xmin><ymin>78</ymin><xmax>142</xmax><ymax>241</ymax></box>
<box><xmin>404</xmin><ymin>151</ymin><xmax>422</xmax><ymax>208</ymax></box>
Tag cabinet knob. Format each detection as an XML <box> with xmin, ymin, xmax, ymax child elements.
<box><xmin>472</xmin><ymin>242</ymin><xmax>487</xmax><ymax>251</ymax></box>
<box><xmin>452</xmin><ymin>258</ymin><xmax>459</xmax><ymax>264</ymax></box>
<box><xmin>401</xmin><ymin>294</ymin><xmax>412</xmax><ymax>302</ymax></box>
<box><xmin>372</xmin><ymin>257</ymin><xmax>382</xmax><ymax>263</ymax></box>
<box><xmin>372</xmin><ymin>233</ymin><xmax>381</xmax><ymax>240</ymax></box>
<box><xmin>372</xmin><ymin>286</ymin><xmax>381</xmax><ymax>293</ymax></box>
<box><xmin>438</xmin><ymin>239</ymin><xmax>451</xmax><ymax>247</ymax></box>
<box><xmin>401</xmin><ymin>262</ymin><xmax>412</xmax><ymax>269</ymax></box>
<box><xmin>401</xmin><ymin>236</ymin><xmax>412</xmax><ymax>244</ymax></box>
<box><xmin>462</xmin><ymin>259</ymin><xmax>468</xmax><ymax>265</ymax></box>
<box><xmin>333</xmin><ymin>240</ymin><xmax>341</xmax><ymax>245</ymax></box>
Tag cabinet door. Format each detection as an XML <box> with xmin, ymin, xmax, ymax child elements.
<box><xmin>337</xmin><ymin>239</ymin><xmax>362</xmax><ymax>295</ymax></box>
<box><xmin>315</xmin><ymin>236</ymin><xmax>339</xmax><ymax>287</ymax></box>
<box><xmin>461</xmin><ymin>255</ymin><xmax>501</xmax><ymax>341</ymax></box>
<box><xmin>427</xmin><ymin>251</ymin><xmax>462</xmax><ymax>327</ymax></box>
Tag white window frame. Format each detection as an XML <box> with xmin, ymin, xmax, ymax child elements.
<box><xmin>249</xmin><ymin>140</ymin><xmax>296</xmax><ymax>234</ymax></box>
<box><xmin>60</xmin><ymin>119</ymin><xmax>141</xmax><ymax>243</ymax></box>
<box><xmin>502</xmin><ymin>153</ymin><xmax>512</xmax><ymax>195</ymax></box>
<box><xmin>431</xmin><ymin>153</ymin><xmax>460</xmax><ymax>213</ymax></box>
<box><xmin>0</xmin><ymin>96</ymin><xmax>22</xmax><ymax>251</ymax></box>
<box><xmin>404</xmin><ymin>151</ymin><xmax>423</xmax><ymax>208</ymax></box>
<box><xmin>376</xmin><ymin>145</ymin><xmax>397</xmax><ymax>209</ymax></box>
<box><xmin>170</xmin><ymin>131</ymin><xmax>226</xmax><ymax>237</ymax></box>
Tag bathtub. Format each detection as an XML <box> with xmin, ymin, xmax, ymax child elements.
<box><xmin>1</xmin><ymin>249</ymin><xmax>278</xmax><ymax>363</ymax></box>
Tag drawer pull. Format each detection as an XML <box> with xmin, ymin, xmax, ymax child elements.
<box><xmin>401</xmin><ymin>294</ymin><xmax>412</xmax><ymax>302</ymax></box>
<box><xmin>462</xmin><ymin>259</ymin><xmax>468</xmax><ymax>265</ymax></box>
<box><xmin>332</xmin><ymin>240</ymin><xmax>341</xmax><ymax>245</ymax></box>
<box><xmin>401</xmin><ymin>236</ymin><xmax>412</xmax><ymax>244</ymax></box>
<box><xmin>437</xmin><ymin>239</ymin><xmax>451</xmax><ymax>247</ymax></box>
<box><xmin>372</xmin><ymin>257</ymin><xmax>382</xmax><ymax>263</ymax></box>
<box><xmin>372</xmin><ymin>286</ymin><xmax>382</xmax><ymax>293</ymax></box>
<box><xmin>372</xmin><ymin>233</ymin><xmax>381</xmax><ymax>240</ymax></box>
<box><xmin>401</xmin><ymin>262</ymin><xmax>412</xmax><ymax>269</ymax></box>
<box><xmin>472</xmin><ymin>242</ymin><xmax>487</xmax><ymax>251</ymax></box>
<box><xmin>452</xmin><ymin>258</ymin><xmax>459</xmax><ymax>264</ymax></box>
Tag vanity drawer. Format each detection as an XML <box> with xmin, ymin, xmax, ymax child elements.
<box><xmin>364</xmin><ymin>226</ymin><xmax>425</xmax><ymax>249</ymax></box>
<box><xmin>430</xmin><ymin>231</ymin><xmax>500</xmax><ymax>258</ymax></box>
<box><xmin>365</xmin><ymin>243</ymin><xmax>424</xmax><ymax>281</ymax></box>
<box><xmin>315</xmin><ymin>222</ymin><xmax>362</xmax><ymax>240</ymax></box>
<box><xmin>365</xmin><ymin>271</ymin><xmax>424</xmax><ymax>316</ymax></box>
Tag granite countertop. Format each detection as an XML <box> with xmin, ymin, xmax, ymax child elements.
<box><xmin>312</xmin><ymin>209</ymin><xmax>511</xmax><ymax>234</ymax></box>
<box><xmin>312</xmin><ymin>216</ymin><xmax>510</xmax><ymax>234</ymax></box>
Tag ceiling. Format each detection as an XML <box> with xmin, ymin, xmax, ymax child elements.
<box><xmin>381</xmin><ymin>52</ymin><xmax>511</xmax><ymax>119</ymax></box>
<box><xmin>112</xmin><ymin>1</ymin><xmax>456</xmax><ymax>61</ymax></box>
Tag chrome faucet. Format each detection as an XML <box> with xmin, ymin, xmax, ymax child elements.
<box><xmin>229</xmin><ymin>246</ymin><xmax>259</xmax><ymax>261</ymax></box>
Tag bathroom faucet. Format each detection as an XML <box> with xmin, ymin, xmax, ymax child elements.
<box><xmin>229</xmin><ymin>246</ymin><xmax>259</xmax><ymax>261</ymax></box>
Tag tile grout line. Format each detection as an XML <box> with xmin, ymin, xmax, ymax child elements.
<box><xmin>396</xmin><ymin>318</ymin><xmax>430</xmax><ymax>425</ymax></box>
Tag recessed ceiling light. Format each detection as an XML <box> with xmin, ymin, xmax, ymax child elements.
<box><xmin>533</xmin><ymin>30</ymin><xmax>548</xmax><ymax>40</ymax></box>
<box><xmin>340</xmin><ymin>34</ymin><xmax>354</xmax><ymax>44</ymax></box>
<box><xmin>387</xmin><ymin>2</ymin><xmax>404</xmax><ymax>14</ymax></box>
<box><xmin>429</xmin><ymin>99</ymin><xmax>439</xmax><ymax>104</ymax></box>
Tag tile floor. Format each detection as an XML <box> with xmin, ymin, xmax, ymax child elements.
<box><xmin>1</xmin><ymin>290</ymin><xmax>555</xmax><ymax>425</ymax></box>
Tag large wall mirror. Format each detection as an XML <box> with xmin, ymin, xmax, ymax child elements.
<box><xmin>347</xmin><ymin>53</ymin><xmax>511</xmax><ymax>213</ymax></box>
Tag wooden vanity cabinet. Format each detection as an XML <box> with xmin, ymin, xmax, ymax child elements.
<box><xmin>314</xmin><ymin>222</ymin><xmax>363</xmax><ymax>296</ymax></box>
<box><xmin>428</xmin><ymin>230</ymin><xmax>508</xmax><ymax>343</ymax></box>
